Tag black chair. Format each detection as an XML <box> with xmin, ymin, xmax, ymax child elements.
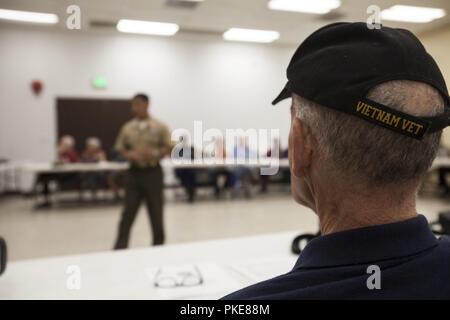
<box><xmin>292</xmin><ymin>212</ymin><xmax>450</xmax><ymax>256</ymax></box>
<box><xmin>291</xmin><ymin>231</ymin><xmax>320</xmax><ymax>255</ymax></box>
<box><xmin>430</xmin><ymin>211</ymin><xmax>450</xmax><ymax>235</ymax></box>
<box><xmin>0</xmin><ymin>237</ymin><xmax>6</xmax><ymax>276</ymax></box>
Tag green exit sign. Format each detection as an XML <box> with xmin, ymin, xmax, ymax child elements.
<box><xmin>92</xmin><ymin>76</ymin><xmax>107</xmax><ymax>89</ymax></box>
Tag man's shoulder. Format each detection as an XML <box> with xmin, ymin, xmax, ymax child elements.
<box><xmin>121</xmin><ymin>119</ymin><xmax>136</xmax><ymax>130</ymax></box>
<box><xmin>150</xmin><ymin>117</ymin><xmax>169</xmax><ymax>130</ymax></box>
<box><xmin>422</xmin><ymin>235</ymin><xmax>450</xmax><ymax>274</ymax></box>
<box><xmin>222</xmin><ymin>237</ymin><xmax>450</xmax><ymax>300</ymax></box>
<box><xmin>436</xmin><ymin>235</ymin><xmax>450</xmax><ymax>256</ymax></box>
<box><xmin>221</xmin><ymin>272</ymin><xmax>298</xmax><ymax>300</ymax></box>
<box><xmin>438</xmin><ymin>234</ymin><xmax>450</xmax><ymax>244</ymax></box>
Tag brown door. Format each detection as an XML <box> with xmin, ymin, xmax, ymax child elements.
<box><xmin>56</xmin><ymin>98</ymin><xmax>132</xmax><ymax>158</ymax></box>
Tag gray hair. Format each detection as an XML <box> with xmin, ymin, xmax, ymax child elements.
<box><xmin>293</xmin><ymin>80</ymin><xmax>445</xmax><ymax>186</ymax></box>
<box><xmin>86</xmin><ymin>136</ymin><xmax>101</xmax><ymax>148</ymax></box>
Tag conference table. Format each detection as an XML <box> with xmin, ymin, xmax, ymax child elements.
<box><xmin>19</xmin><ymin>158</ymin><xmax>289</xmax><ymax>174</ymax></box>
<box><xmin>0</xmin><ymin>231</ymin><xmax>300</xmax><ymax>300</ymax></box>
<box><xmin>19</xmin><ymin>156</ymin><xmax>450</xmax><ymax>176</ymax></box>
<box><xmin>17</xmin><ymin>158</ymin><xmax>290</xmax><ymax>195</ymax></box>
<box><xmin>16</xmin><ymin>156</ymin><xmax>450</xmax><ymax>194</ymax></box>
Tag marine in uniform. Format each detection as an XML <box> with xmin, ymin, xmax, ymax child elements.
<box><xmin>113</xmin><ymin>93</ymin><xmax>172</xmax><ymax>249</ymax></box>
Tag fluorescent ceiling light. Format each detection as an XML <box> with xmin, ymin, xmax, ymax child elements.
<box><xmin>0</xmin><ymin>8</ymin><xmax>58</xmax><ymax>24</ymax></box>
<box><xmin>268</xmin><ymin>0</ymin><xmax>341</xmax><ymax>14</ymax></box>
<box><xmin>381</xmin><ymin>5</ymin><xmax>446</xmax><ymax>23</ymax></box>
<box><xmin>117</xmin><ymin>19</ymin><xmax>179</xmax><ymax>36</ymax></box>
<box><xmin>223</xmin><ymin>28</ymin><xmax>280</xmax><ymax>43</ymax></box>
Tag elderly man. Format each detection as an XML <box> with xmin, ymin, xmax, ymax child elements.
<box><xmin>223</xmin><ymin>22</ymin><xmax>450</xmax><ymax>299</ymax></box>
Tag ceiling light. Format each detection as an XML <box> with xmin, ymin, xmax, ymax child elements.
<box><xmin>268</xmin><ymin>0</ymin><xmax>341</xmax><ymax>14</ymax></box>
<box><xmin>117</xmin><ymin>19</ymin><xmax>179</xmax><ymax>36</ymax></box>
<box><xmin>0</xmin><ymin>8</ymin><xmax>58</xmax><ymax>24</ymax></box>
<box><xmin>223</xmin><ymin>28</ymin><xmax>280</xmax><ymax>43</ymax></box>
<box><xmin>381</xmin><ymin>5</ymin><xmax>446</xmax><ymax>23</ymax></box>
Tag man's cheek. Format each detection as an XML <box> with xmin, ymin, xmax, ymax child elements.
<box><xmin>292</xmin><ymin>175</ymin><xmax>316</xmax><ymax>211</ymax></box>
<box><xmin>288</xmin><ymin>130</ymin><xmax>293</xmax><ymax>167</ymax></box>
<box><xmin>291</xmin><ymin>175</ymin><xmax>304</xmax><ymax>204</ymax></box>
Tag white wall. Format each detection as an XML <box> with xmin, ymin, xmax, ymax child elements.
<box><xmin>0</xmin><ymin>27</ymin><xmax>294</xmax><ymax>161</ymax></box>
<box><xmin>420</xmin><ymin>26</ymin><xmax>450</xmax><ymax>147</ymax></box>
<box><xmin>2</xmin><ymin>25</ymin><xmax>450</xmax><ymax>162</ymax></box>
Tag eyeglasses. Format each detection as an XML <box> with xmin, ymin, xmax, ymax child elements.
<box><xmin>153</xmin><ymin>265</ymin><xmax>204</xmax><ymax>288</ymax></box>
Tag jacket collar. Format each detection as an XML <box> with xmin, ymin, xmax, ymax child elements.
<box><xmin>294</xmin><ymin>214</ymin><xmax>437</xmax><ymax>269</ymax></box>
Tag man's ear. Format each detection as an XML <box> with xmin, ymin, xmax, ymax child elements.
<box><xmin>291</xmin><ymin>117</ymin><xmax>313</xmax><ymax>179</ymax></box>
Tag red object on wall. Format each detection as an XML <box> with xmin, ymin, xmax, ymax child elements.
<box><xmin>31</xmin><ymin>80</ymin><xmax>43</xmax><ymax>95</ymax></box>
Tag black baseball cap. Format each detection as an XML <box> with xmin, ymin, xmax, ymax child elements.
<box><xmin>272</xmin><ymin>22</ymin><xmax>450</xmax><ymax>139</ymax></box>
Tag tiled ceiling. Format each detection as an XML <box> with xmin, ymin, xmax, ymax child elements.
<box><xmin>1</xmin><ymin>0</ymin><xmax>450</xmax><ymax>44</ymax></box>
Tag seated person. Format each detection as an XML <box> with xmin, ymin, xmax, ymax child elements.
<box><xmin>80</xmin><ymin>137</ymin><xmax>107</xmax><ymax>200</ymax></box>
<box><xmin>173</xmin><ymin>136</ymin><xmax>198</xmax><ymax>203</ymax></box>
<box><xmin>279</xmin><ymin>148</ymin><xmax>290</xmax><ymax>185</ymax></box>
<box><xmin>437</xmin><ymin>143</ymin><xmax>450</xmax><ymax>196</ymax></box>
<box><xmin>206</xmin><ymin>136</ymin><xmax>233</xmax><ymax>199</ymax></box>
<box><xmin>260</xmin><ymin>137</ymin><xmax>282</xmax><ymax>193</ymax></box>
<box><xmin>107</xmin><ymin>149</ymin><xmax>126</xmax><ymax>201</ymax></box>
<box><xmin>36</xmin><ymin>135</ymin><xmax>80</xmax><ymax>208</ymax></box>
<box><xmin>57</xmin><ymin>135</ymin><xmax>79</xmax><ymax>164</ymax></box>
<box><xmin>223</xmin><ymin>22</ymin><xmax>450</xmax><ymax>299</ymax></box>
<box><xmin>231</xmin><ymin>136</ymin><xmax>256</xmax><ymax>198</ymax></box>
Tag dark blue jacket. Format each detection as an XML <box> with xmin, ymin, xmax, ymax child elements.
<box><xmin>222</xmin><ymin>215</ymin><xmax>450</xmax><ymax>299</ymax></box>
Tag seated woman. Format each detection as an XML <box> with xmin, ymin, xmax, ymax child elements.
<box><xmin>80</xmin><ymin>137</ymin><xmax>107</xmax><ymax>200</ymax></box>
<box><xmin>438</xmin><ymin>144</ymin><xmax>450</xmax><ymax>196</ymax></box>
<box><xmin>231</xmin><ymin>136</ymin><xmax>256</xmax><ymax>198</ymax></box>
<box><xmin>35</xmin><ymin>135</ymin><xmax>79</xmax><ymax>208</ymax></box>
<box><xmin>174</xmin><ymin>135</ymin><xmax>198</xmax><ymax>203</ymax></box>
<box><xmin>106</xmin><ymin>149</ymin><xmax>126</xmax><ymax>202</ymax></box>
<box><xmin>206</xmin><ymin>136</ymin><xmax>234</xmax><ymax>199</ymax></box>
<box><xmin>57</xmin><ymin>135</ymin><xmax>79</xmax><ymax>164</ymax></box>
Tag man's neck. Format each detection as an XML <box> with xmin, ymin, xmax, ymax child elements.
<box><xmin>313</xmin><ymin>179</ymin><xmax>418</xmax><ymax>235</ymax></box>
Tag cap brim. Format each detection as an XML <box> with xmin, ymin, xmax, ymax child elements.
<box><xmin>271</xmin><ymin>84</ymin><xmax>291</xmax><ymax>105</ymax></box>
